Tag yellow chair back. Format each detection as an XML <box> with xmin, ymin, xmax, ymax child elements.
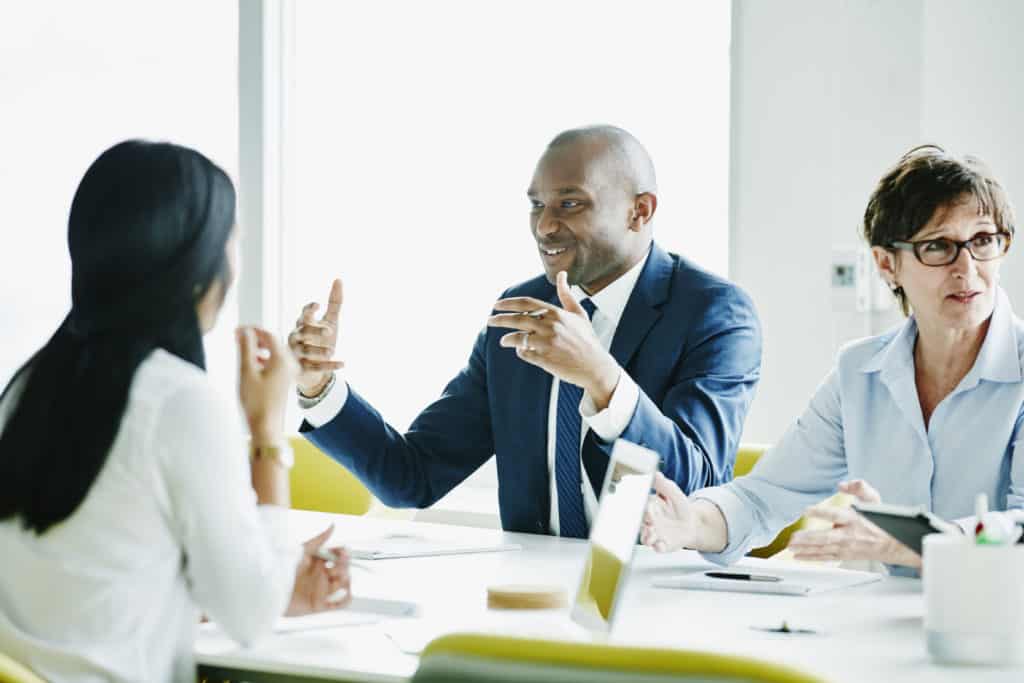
<box><xmin>734</xmin><ymin>443</ymin><xmax>855</xmax><ymax>559</ymax></box>
<box><xmin>417</xmin><ymin>632</ymin><xmax>827</xmax><ymax>682</ymax></box>
<box><xmin>733</xmin><ymin>443</ymin><xmax>769</xmax><ymax>479</ymax></box>
<box><xmin>288</xmin><ymin>436</ymin><xmax>373</xmax><ymax>515</ymax></box>
<box><xmin>0</xmin><ymin>653</ymin><xmax>45</xmax><ymax>683</ymax></box>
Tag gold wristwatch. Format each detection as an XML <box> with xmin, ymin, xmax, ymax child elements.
<box><xmin>250</xmin><ymin>441</ymin><xmax>295</xmax><ymax>470</ymax></box>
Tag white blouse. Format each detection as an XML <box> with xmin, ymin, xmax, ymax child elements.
<box><xmin>0</xmin><ymin>349</ymin><xmax>299</xmax><ymax>682</ymax></box>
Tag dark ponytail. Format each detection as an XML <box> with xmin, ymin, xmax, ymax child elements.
<box><xmin>0</xmin><ymin>140</ymin><xmax>236</xmax><ymax>534</ymax></box>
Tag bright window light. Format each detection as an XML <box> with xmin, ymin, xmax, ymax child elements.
<box><xmin>0</xmin><ymin>1</ymin><xmax>238</xmax><ymax>396</ymax></box>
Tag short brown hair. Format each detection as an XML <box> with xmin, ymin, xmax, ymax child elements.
<box><xmin>863</xmin><ymin>145</ymin><xmax>1016</xmax><ymax>314</ymax></box>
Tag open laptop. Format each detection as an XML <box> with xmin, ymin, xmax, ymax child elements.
<box><xmin>378</xmin><ymin>439</ymin><xmax>658</xmax><ymax>653</ymax></box>
<box><xmin>570</xmin><ymin>439</ymin><xmax>658</xmax><ymax>633</ymax></box>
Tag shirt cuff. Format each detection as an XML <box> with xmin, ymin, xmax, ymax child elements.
<box><xmin>302</xmin><ymin>379</ymin><xmax>350</xmax><ymax>429</ymax></box>
<box><xmin>580</xmin><ymin>368</ymin><xmax>638</xmax><ymax>442</ymax></box>
<box><xmin>257</xmin><ymin>504</ymin><xmax>302</xmax><ymax>569</ymax></box>
<box><xmin>692</xmin><ymin>486</ymin><xmax>756</xmax><ymax>566</ymax></box>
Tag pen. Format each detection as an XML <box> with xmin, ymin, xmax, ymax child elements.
<box><xmin>705</xmin><ymin>571</ymin><xmax>782</xmax><ymax>582</ymax></box>
<box><xmin>314</xmin><ymin>548</ymin><xmax>374</xmax><ymax>573</ymax></box>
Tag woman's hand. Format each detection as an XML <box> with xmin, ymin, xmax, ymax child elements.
<box><xmin>787</xmin><ymin>479</ymin><xmax>921</xmax><ymax>568</ymax></box>
<box><xmin>237</xmin><ymin>326</ymin><xmax>299</xmax><ymax>444</ymax></box>
<box><xmin>286</xmin><ymin>525</ymin><xmax>352</xmax><ymax>616</ymax></box>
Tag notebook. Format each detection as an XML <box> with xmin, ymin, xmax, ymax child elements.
<box><xmin>653</xmin><ymin>564</ymin><xmax>882</xmax><ymax>596</ymax></box>
<box><xmin>273</xmin><ymin>596</ymin><xmax>419</xmax><ymax>632</ymax></box>
<box><xmin>346</xmin><ymin>532</ymin><xmax>521</xmax><ymax>560</ymax></box>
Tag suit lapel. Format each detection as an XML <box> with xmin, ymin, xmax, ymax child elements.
<box><xmin>585</xmin><ymin>244</ymin><xmax>674</xmax><ymax>499</ymax></box>
<box><xmin>608</xmin><ymin>244</ymin><xmax>672</xmax><ymax>370</ymax></box>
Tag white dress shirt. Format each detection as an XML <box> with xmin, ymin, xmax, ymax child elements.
<box><xmin>696</xmin><ymin>287</ymin><xmax>1024</xmax><ymax>567</ymax></box>
<box><xmin>303</xmin><ymin>252</ymin><xmax>648</xmax><ymax>535</ymax></box>
<box><xmin>0</xmin><ymin>349</ymin><xmax>299</xmax><ymax>683</ymax></box>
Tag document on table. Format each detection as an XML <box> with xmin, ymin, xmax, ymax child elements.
<box><xmin>274</xmin><ymin>610</ymin><xmax>379</xmax><ymax>633</ymax></box>
<box><xmin>346</xmin><ymin>532</ymin><xmax>521</xmax><ymax>560</ymax></box>
<box><xmin>273</xmin><ymin>597</ymin><xmax>419</xmax><ymax>633</ymax></box>
<box><xmin>653</xmin><ymin>564</ymin><xmax>882</xmax><ymax>596</ymax></box>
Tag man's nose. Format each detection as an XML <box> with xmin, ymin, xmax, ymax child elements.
<box><xmin>535</xmin><ymin>207</ymin><xmax>560</xmax><ymax>237</ymax></box>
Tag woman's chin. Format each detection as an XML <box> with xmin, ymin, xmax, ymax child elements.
<box><xmin>936</xmin><ymin>295</ymin><xmax>993</xmax><ymax>330</ymax></box>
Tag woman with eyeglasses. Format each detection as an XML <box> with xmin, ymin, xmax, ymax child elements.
<box><xmin>641</xmin><ymin>145</ymin><xmax>1020</xmax><ymax>572</ymax></box>
<box><xmin>0</xmin><ymin>141</ymin><xmax>351</xmax><ymax>682</ymax></box>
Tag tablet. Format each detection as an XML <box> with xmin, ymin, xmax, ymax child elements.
<box><xmin>570</xmin><ymin>439</ymin><xmax>658</xmax><ymax>634</ymax></box>
<box><xmin>853</xmin><ymin>502</ymin><xmax>955</xmax><ymax>555</ymax></box>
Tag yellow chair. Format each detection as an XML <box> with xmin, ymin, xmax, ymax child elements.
<box><xmin>288</xmin><ymin>436</ymin><xmax>373</xmax><ymax>515</ymax></box>
<box><xmin>0</xmin><ymin>653</ymin><xmax>45</xmax><ymax>683</ymax></box>
<box><xmin>413</xmin><ymin>633</ymin><xmax>827</xmax><ymax>683</ymax></box>
<box><xmin>733</xmin><ymin>443</ymin><xmax>803</xmax><ymax>559</ymax></box>
<box><xmin>733</xmin><ymin>444</ymin><xmax>853</xmax><ymax>559</ymax></box>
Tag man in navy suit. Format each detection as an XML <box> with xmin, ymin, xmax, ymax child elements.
<box><xmin>288</xmin><ymin>125</ymin><xmax>762</xmax><ymax>537</ymax></box>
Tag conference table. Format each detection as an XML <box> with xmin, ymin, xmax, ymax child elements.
<box><xmin>195</xmin><ymin>509</ymin><xmax>1021</xmax><ymax>682</ymax></box>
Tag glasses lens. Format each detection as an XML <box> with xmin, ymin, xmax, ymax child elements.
<box><xmin>917</xmin><ymin>239</ymin><xmax>957</xmax><ymax>265</ymax></box>
<box><xmin>969</xmin><ymin>233</ymin><xmax>1005</xmax><ymax>260</ymax></box>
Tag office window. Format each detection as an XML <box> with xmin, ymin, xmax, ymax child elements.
<box><xmin>289</xmin><ymin>1</ymin><xmax>730</xmax><ymax>491</ymax></box>
<box><xmin>0</xmin><ymin>1</ymin><xmax>239</xmax><ymax>395</ymax></box>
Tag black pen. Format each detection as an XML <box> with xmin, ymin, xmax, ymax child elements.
<box><xmin>705</xmin><ymin>571</ymin><xmax>782</xmax><ymax>582</ymax></box>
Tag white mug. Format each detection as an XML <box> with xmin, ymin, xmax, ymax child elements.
<box><xmin>923</xmin><ymin>533</ymin><xmax>1024</xmax><ymax>665</ymax></box>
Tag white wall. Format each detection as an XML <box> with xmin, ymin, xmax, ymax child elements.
<box><xmin>920</xmin><ymin>1</ymin><xmax>1024</xmax><ymax>299</ymax></box>
<box><xmin>731</xmin><ymin>0</ymin><xmax>1024</xmax><ymax>444</ymax></box>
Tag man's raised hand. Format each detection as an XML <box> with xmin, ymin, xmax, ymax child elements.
<box><xmin>288</xmin><ymin>278</ymin><xmax>346</xmax><ymax>397</ymax></box>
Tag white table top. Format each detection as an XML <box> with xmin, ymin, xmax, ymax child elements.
<box><xmin>195</xmin><ymin>510</ymin><xmax>1022</xmax><ymax>682</ymax></box>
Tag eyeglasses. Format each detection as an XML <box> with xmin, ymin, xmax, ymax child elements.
<box><xmin>889</xmin><ymin>231</ymin><xmax>1012</xmax><ymax>266</ymax></box>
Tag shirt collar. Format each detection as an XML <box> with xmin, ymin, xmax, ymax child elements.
<box><xmin>569</xmin><ymin>246</ymin><xmax>651</xmax><ymax>328</ymax></box>
<box><xmin>860</xmin><ymin>287</ymin><xmax>1021</xmax><ymax>385</ymax></box>
<box><xmin>965</xmin><ymin>287</ymin><xmax>1021</xmax><ymax>384</ymax></box>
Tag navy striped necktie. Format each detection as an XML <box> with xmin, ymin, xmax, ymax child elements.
<box><xmin>555</xmin><ymin>297</ymin><xmax>597</xmax><ymax>538</ymax></box>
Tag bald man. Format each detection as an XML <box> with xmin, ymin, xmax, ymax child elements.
<box><xmin>289</xmin><ymin>126</ymin><xmax>762</xmax><ymax>537</ymax></box>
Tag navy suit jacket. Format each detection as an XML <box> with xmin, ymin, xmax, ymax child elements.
<box><xmin>302</xmin><ymin>243</ymin><xmax>762</xmax><ymax>534</ymax></box>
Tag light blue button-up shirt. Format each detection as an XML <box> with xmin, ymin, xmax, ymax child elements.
<box><xmin>698</xmin><ymin>288</ymin><xmax>1024</xmax><ymax>566</ymax></box>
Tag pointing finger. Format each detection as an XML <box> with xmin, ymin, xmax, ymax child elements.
<box><xmin>323</xmin><ymin>279</ymin><xmax>343</xmax><ymax>324</ymax></box>
<box><xmin>493</xmin><ymin>297</ymin><xmax>559</xmax><ymax>314</ymax></box>
<box><xmin>487</xmin><ymin>313</ymin><xmax>548</xmax><ymax>333</ymax></box>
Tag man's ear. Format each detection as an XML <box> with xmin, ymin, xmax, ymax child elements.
<box><xmin>629</xmin><ymin>192</ymin><xmax>658</xmax><ymax>232</ymax></box>
<box><xmin>871</xmin><ymin>245</ymin><xmax>899</xmax><ymax>288</ymax></box>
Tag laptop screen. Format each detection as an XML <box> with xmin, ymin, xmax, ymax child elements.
<box><xmin>571</xmin><ymin>439</ymin><xmax>658</xmax><ymax>633</ymax></box>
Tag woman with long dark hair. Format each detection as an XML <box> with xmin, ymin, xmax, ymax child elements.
<box><xmin>0</xmin><ymin>141</ymin><xmax>351</xmax><ymax>681</ymax></box>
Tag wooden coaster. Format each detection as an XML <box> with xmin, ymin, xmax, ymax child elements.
<box><xmin>487</xmin><ymin>584</ymin><xmax>568</xmax><ymax>610</ymax></box>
